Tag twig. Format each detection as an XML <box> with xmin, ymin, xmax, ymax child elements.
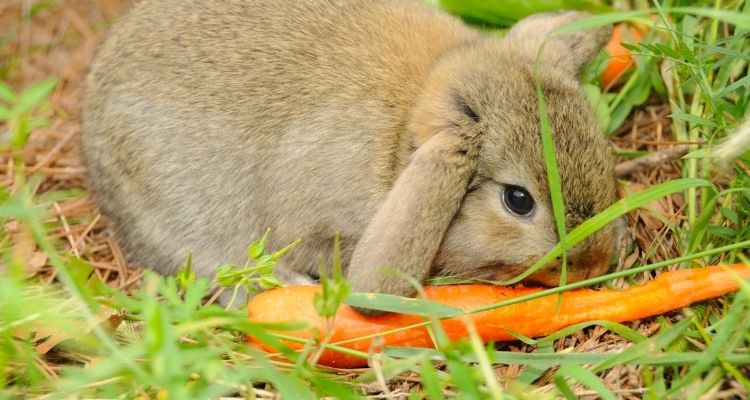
<box><xmin>71</xmin><ymin>213</ymin><xmax>101</xmax><ymax>253</ymax></box>
<box><xmin>107</xmin><ymin>234</ymin><xmax>128</xmax><ymax>287</ymax></box>
<box><xmin>28</xmin><ymin>128</ymin><xmax>77</xmax><ymax>173</ymax></box>
<box><xmin>615</xmin><ymin>145</ymin><xmax>690</xmax><ymax>178</ymax></box>
<box><xmin>116</xmin><ymin>269</ymin><xmax>143</xmax><ymax>291</ymax></box>
<box><xmin>53</xmin><ymin>202</ymin><xmax>79</xmax><ymax>257</ymax></box>
<box><xmin>206</xmin><ymin>287</ymin><xmax>225</xmax><ymax>306</ymax></box>
<box><xmin>369</xmin><ymin>336</ymin><xmax>394</xmax><ymax>399</ymax></box>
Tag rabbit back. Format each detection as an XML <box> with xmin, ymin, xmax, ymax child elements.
<box><xmin>82</xmin><ymin>0</ymin><xmax>476</xmax><ymax>276</ymax></box>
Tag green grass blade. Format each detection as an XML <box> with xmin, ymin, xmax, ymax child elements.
<box><xmin>535</xmin><ymin>49</ymin><xmax>569</xmax><ymax>288</ymax></box>
<box><xmin>670</xmin><ymin>7</ymin><xmax>750</xmax><ymax>30</ymax></box>
<box><xmin>594</xmin><ymin>317</ymin><xmax>693</xmax><ymax>372</ymax></box>
<box><xmin>556</xmin><ymin>364</ymin><xmax>616</xmax><ymax>400</ymax></box>
<box><xmin>669</xmin><ymin>294</ymin><xmax>750</xmax><ymax>393</ymax></box>
<box><xmin>345</xmin><ymin>292</ymin><xmax>461</xmax><ymax>317</ymax></box>
<box><xmin>420</xmin><ymin>356</ymin><xmax>446</xmax><ymax>400</ymax></box>
<box><xmin>385</xmin><ymin>347</ymin><xmax>750</xmax><ymax>367</ymax></box>
<box><xmin>554</xmin><ymin>374</ymin><xmax>578</xmax><ymax>400</ymax></box>
<box><xmin>535</xmin><ymin>320</ymin><xmax>646</xmax><ymax>345</ymax></box>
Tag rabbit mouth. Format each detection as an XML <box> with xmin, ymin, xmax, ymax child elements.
<box><xmin>433</xmin><ymin>245</ymin><xmax>616</xmax><ymax>285</ymax></box>
<box><xmin>522</xmin><ymin>252</ymin><xmax>614</xmax><ymax>287</ymax></box>
<box><xmin>517</xmin><ymin>224</ymin><xmax>624</xmax><ymax>287</ymax></box>
<box><xmin>480</xmin><ymin>251</ymin><xmax>614</xmax><ymax>287</ymax></box>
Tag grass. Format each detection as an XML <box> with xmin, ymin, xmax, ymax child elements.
<box><xmin>1</xmin><ymin>0</ymin><xmax>749</xmax><ymax>398</ymax></box>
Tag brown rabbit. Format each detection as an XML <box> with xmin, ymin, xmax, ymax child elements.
<box><xmin>83</xmin><ymin>0</ymin><xmax>624</xmax><ymax>313</ymax></box>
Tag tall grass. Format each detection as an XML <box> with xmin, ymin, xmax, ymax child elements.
<box><xmin>1</xmin><ymin>0</ymin><xmax>749</xmax><ymax>398</ymax></box>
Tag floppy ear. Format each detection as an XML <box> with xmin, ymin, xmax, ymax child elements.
<box><xmin>347</xmin><ymin>129</ymin><xmax>478</xmax><ymax>313</ymax></box>
<box><xmin>506</xmin><ymin>11</ymin><xmax>612</xmax><ymax>76</ymax></box>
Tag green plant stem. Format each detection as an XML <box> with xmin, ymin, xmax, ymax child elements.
<box><xmin>269</xmin><ymin>333</ymin><xmax>372</xmax><ymax>361</ymax></box>
<box><xmin>225</xmin><ymin>285</ymin><xmax>241</xmax><ymax>311</ymax></box>
<box><xmin>687</xmin><ymin>88</ymin><xmax>704</xmax><ymax>227</ymax></box>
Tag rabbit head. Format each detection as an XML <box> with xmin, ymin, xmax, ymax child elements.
<box><xmin>349</xmin><ymin>12</ymin><xmax>622</xmax><ymax>302</ymax></box>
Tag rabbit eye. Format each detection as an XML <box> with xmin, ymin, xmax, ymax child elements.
<box><xmin>503</xmin><ymin>185</ymin><xmax>534</xmax><ymax>216</ymax></box>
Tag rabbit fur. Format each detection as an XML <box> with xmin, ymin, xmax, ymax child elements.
<box><xmin>83</xmin><ymin>0</ymin><xmax>624</xmax><ymax>312</ymax></box>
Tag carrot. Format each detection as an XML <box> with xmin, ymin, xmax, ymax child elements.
<box><xmin>247</xmin><ymin>264</ymin><xmax>750</xmax><ymax>368</ymax></box>
<box><xmin>601</xmin><ymin>22</ymin><xmax>645</xmax><ymax>87</ymax></box>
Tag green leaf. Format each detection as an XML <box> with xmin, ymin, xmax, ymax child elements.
<box><xmin>142</xmin><ymin>297</ymin><xmax>179</xmax><ymax>383</ymax></box>
<box><xmin>707</xmin><ymin>225</ymin><xmax>736</xmax><ymax>241</ymax></box>
<box><xmin>516</xmin><ymin>340</ymin><xmax>554</xmax><ymax>384</ymax></box>
<box><xmin>443</xmin><ymin>345</ymin><xmax>483</xmax><ymax>397</ymax></box>
<box><xmin>311</xmin><ymin>378</ymin><xmax>359</xmax><ymax>400</ymax></box>
<box><xmin>681</xmin><ymin>148</ymin><xmax>710</xmax><ymax>159</ymax></box>
<box><xmin>0</xmin><ymin>105</ymin><xmax>11</xmax><ymax>120</ymax></box>
<box><xmin>214</xmin><ymin>264</ymin><xmax>243</xmax><ymax>287</ymax></box>
<box><xmin>670</xmin><ymin>112</ymin><xmax>719</xmax><ymax>128</ymax></box>
<box><xmin>13</xmin><ymin>79</ymin><xmax>56</xmax><ymax>115</ymax></box>
<box><xmin>0</xmin><ymin>194</ymin><xmax>43</xmax><ymax>220</ymax></box>
<box><xmin>258</xmin><ymin>274</ymin><xmax>282</xmax><ymax>289</ymax></box>
<box><xmin>606</xmin><ymin>102</ymin><xmax>634</xmax><ymax>134</ymax></box>
<box><xmin>624</xmin><ymin>67</ymin><xmax>654</xmax><ymax>107</ymax></box>
<box><xmin>27</xmin><ymin>117</ymin><xmax>51</xmax><ymax>131</ymax></box>
<box><xmin>182</xmin><ymin>278</ymin><xmax>211</xmax><ymax>310</ymax></box>
<box><xmin>256</xmin><ymin>356</ymin><xmax>315</xmax><ymax>400</ymax></box>
<box><xmin>246</xmin><ymin>228</ymin><xmax>269</xmax><ymax>260</ymax></box>
<box><xmin>65</xmin><ymin>256</ymin><xmax>100</xmax><ymax>311</ymax></box>
<box><xmin>175</xmin><ymin>251</ymin><xmax>196</xmax><ymax>290</ymax></box>
<box><xmin>0</xmin><ymin>81</ymin><xmax>15</xmax><ymax>103</ymax></box>
<box><xmin>314</xmin><ymin>234</ymin><xmax>350</xmax><ymax>318</ymax></box>
<box><xmin>268</xmin><ymin>238</ymin><xmax>301</xmax><ymax>262</ymax></box>
<box><xmin>440</xmin><ymin>0</ymin><xmax>610</xmax><ymax>27</ymax></box>
<box><xmin>716</xmin><ymin>75</ymin><xmax>749</xmax><ymax>99</ymax></box>
<box><xmin>720</xmin><ymin>207</ymin><xmax>739</xmax><ymax>225</ymax></box>
<box><xmin>688</xmin><ymin>192</ymin><xmax>719</xmax><ymax>252</ymax></box>
<box><xmin>11</xmin><ymin>113</ymin><xmax>30</xmax><ymax>150</ymax></box>
<box><xmin>583</xmin><ymin>83</ymin><xmax>611</xmax><ymax>132</ymax></box>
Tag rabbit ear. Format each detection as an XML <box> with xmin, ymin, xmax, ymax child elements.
<box><xmin>506</xmin><ymin>11</ymin><xmax>611</xmax><ymax>76</ymax></box>
<box><xmin>347</xmin><ymin>129</ymin><xmax>479</xmax><ymax>310</ymax></box>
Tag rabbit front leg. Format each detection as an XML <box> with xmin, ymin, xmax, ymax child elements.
<box><xmin>347</xmin><ymin>129</ymin><xmax>479</xmax><ymax>315</ymax></box>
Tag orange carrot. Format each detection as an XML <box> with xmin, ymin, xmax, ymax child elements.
<box><xmin>247</xmin><ymin>264</ymin><xmax>750</xmax><ymax>368</ymax></box>
<box><xmin>601</xmin><ymin>22</ymin><xmax>645</xmax><ymax>87</ymax></box>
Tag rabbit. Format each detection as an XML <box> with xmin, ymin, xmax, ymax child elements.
<box><xmin>82</xmin><ymin>0</ymin><xmax>625</xmax><ymax>314</ymax></box>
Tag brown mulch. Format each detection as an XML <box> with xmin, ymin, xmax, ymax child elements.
<box><xmin>2</xmin><ymin>0</ymin><xmax>140</xmax><ymax>290</ymax></box>
<box><xmin>0</xmin><ymin>0</ymin><xmax>706</xmax><ymax>396</ymax></box>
